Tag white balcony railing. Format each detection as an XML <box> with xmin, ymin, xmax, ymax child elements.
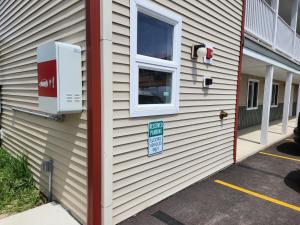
<box><xmin>245</xmin><ymin>0</ymin><xmax>275</xmax><ymax>45</ymax></box>
<box><xmin>276</xmin><ymin>17</ymin><xmax>294</xmax><ymax>56</ymax></box>
<box><xmin>245</xmin><ymin>0</ymin><xmax>298</xmax><ymax>60</ymax></box>
<box><xmin>294</xmin><ymin>34</ymin><xmax>300</xmax><ymax>62</ymax></box>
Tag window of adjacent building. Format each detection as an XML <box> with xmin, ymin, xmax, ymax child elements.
<box><xmin>130</xmin><ymin>0</ymin><xmax>182</xmax><ymax>117</ymax></box>
<box><xmin>247</xmin><ymin>80</ymin><xmax>259</xmax><ymax>110</ymax></box>
<box><xmin>271</xmin><ymin>83</ymin><xmax>279</xmax><ymax>107</ymax></box>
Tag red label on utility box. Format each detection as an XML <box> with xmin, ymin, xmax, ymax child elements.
<box><xmin>37</xmin><ymin>60</ymin><xmax>57</xmax><ymax>97</ymax></box>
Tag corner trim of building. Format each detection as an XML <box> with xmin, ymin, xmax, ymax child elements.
<box><xmin>234</xmin><ymin>0</ymin><xmax>246</xmax><ymax>163</ymax></box>
<box><xmin>100</xmin><ymin>0</ymin><xmax>113</xmax><ymax>224</ymax></box>
<box><xmin>86</xmin><ymin>0</ymin><xmax>102</xmax><ymax>225</ymax></box>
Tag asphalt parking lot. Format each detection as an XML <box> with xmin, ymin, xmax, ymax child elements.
<box><xmin>119</xmin><ymin>137</ymin><xmax>300</xmax><ymax>225</ymax></box>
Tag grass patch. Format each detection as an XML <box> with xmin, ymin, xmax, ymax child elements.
<box><xmin>0</xmin><ymin>148</ymin><xmax>42</xmax><ymax>214</ymax></box>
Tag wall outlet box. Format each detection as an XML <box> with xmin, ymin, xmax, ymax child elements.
<box><xmin>203</xmin><ymin>76</ymin><xmax>213</xmax><ymax>88</ymax></box>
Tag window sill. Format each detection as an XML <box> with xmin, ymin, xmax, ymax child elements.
<box><xmin>130</xmin><ymin>105</ymin><xmax>179</xmax><ymax>117</ymax></box>
<box><xmin>246</xmin><ymin>107</ymin><xmax>258</xmax><ymax>111</ymax></box>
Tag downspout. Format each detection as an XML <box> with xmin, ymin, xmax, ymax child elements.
<box><xmin>86</xmin><ymin>0</ymin><xmax>101</xmax><ymax>225</ymax></box>
<box><xmin>100</xmin><ymin>0</ymin><xmax>113</xmax><ymax>224</ymax></box>
<box><xmin>233</xmin><ymin>0</ymin><xmax>246</xmax><ymax>163</ymax></box>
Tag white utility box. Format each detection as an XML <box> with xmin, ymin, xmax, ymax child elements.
<box><xmin>37</xmin><ymin>42</ymin><xmax>82</xmax><ymax>114</ymax></box>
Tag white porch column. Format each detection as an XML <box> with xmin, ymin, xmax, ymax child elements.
<box><xmin>282</xmin><ymin>72</ymin><xmax>293</xmax><ymax>134</ymax></box>
<box><xmin>296</xmin><ymin>82</ymin><xmax>300</xmax><ymax>121</ymax></box>
<box><xmin>261</xmin><ymin>65</ymin><xmax>274</xmax><ymax>145</ymax></box>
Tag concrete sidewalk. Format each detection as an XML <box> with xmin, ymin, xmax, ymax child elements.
<box><xmin>237</xmin><ymin>117</ymin><xmax>297</xmax><ymax>161</ymax></box>
<box><xmin>0</xmin><ymin>202</ymin><xmax>81</xmax><ymax>225</ymax></box>
<box><xmin>118</xmin><ymin>139</ymin><xmax>300</xmax><ymax>225</ymax></box>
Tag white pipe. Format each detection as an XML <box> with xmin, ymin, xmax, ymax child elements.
<box><xmin>101</xmin><ymin>0</ymin><xmax>113</xmax><ymax>224</ymax></box>
<box><xmin>12</xmin><ymin>107</ymin><xmax>64</xmax><ymax>121</ymax></box>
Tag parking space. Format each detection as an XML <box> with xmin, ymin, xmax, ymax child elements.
<box><xmin>119</xmin><ymin>138</ymin><xmax>300</xmax><ymax>225</ymax></box>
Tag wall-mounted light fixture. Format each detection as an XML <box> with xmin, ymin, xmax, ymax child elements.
<box><xmin>191</xmin><ymin>43</ymin><xmax>214</xmax><ymax>65</ymax></box>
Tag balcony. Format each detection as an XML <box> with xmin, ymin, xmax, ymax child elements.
<box><xmin>294</xmin><ymin>34</ymin><xmax>300</xmax><ymax>60</ymax></box>
<box><xmin>245</xmin><ymin>0</ymin><xmax>276</xmax><ymax>45</ymax></box>
<box><xmin>245</xmin><ymin>0</ymin><xmax>300</xmax><ymax>62</ymax></box>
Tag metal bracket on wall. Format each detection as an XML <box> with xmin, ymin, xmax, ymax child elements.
<box><xmin>12</xmin><ymin>107</ymin><xmax>64</xmax><ymax>122</ymax></box>
<box><xmin>42</xmin><ymin>159</ymin><xmax>54</xmax><ymax>202</ymax></box>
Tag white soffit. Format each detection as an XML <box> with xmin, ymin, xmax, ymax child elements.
<box><xmin>243</xmin><ymin>47</ymin><xmax>300</xmax><ymax>76</ymax></box>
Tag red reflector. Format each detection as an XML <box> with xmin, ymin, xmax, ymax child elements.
<box><xmin>206</xmin><ymin>48</ymin><xmax>213</xmax><ymax>59</ymax></box>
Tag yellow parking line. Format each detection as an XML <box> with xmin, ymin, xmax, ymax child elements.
<box><xmin>215</xmin><ymin>180</ymin><xmax>300</xmax><ymax>212</ymax></box>
<box><xmin>259</xmin><ymin>152</ymin><xmax>300</xmax><ymax>163</ymax></box>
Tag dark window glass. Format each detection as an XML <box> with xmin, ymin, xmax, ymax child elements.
<box><xmin>139</xmin><ymin>69</ymin><xmax>172</xmax><ymax>104</ymax></box>
<box><xmin>137</xmin><ymin>12</ymin><xmax>174</xmax><ymax>60</ymax></box>
<box><xmin>275</xmin><ymin>85</ymin><xmax>278</xmax><ymax>105</ymax></box>
<box><xmin>248</xmin><ymin>82</ymin><xmax>253</xmax><ymax>108</ymax></box>
<box><xmin>248</xmin><ymin>81</ymin><xmax>259</xmax><ymax>108</ymax></box>
<box><xmin>253</xmin><ymin>82</ymin><xmax>258</xmax><ymax>107</ymax></box>
<box><xmin>272</xmin><ymin>85</ymin><xmax>275</xmax><ymax>103</ymax></box>
<box><xmin>271</xmin><ymin>84</ymin><xmax>278</xmax><ymax>106</ymax></box>
<box><xmin>271</xmin><ymin>85</ymin><xmax>275</xmax><ymax>105</ymax></box>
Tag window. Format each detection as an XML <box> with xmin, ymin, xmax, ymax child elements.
<box><xmin>271</xmin><ymin>83</ymin><xmax>279</xmax><ymax>107</ymax></box>
<box><xmin>247</xmin><ymin>79</ymin><xmax>259</xmax><ymax>110</ymax></box>
<box><xmin>130</xmin><ymin>0</ymin><xmax>182</xmax><ymax>117</ymax></box>
<box><xmin>137</xmin><ymin>12</ymin><xmax>174</xmax><ymax>60</ymax></box>
<box><xmin>139</xmin><ymin>69</ymin><xmax>172</xmax><ymax>104</ymax></box>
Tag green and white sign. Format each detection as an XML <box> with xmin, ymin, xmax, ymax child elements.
<box><xmin>148</xmin><ymin>120</ymin><xmax>164</xmax><ymax>156</ymax></box>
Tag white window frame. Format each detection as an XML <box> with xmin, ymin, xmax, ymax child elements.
<box><xmin>271</xmin><ymin>83</ymin><xmax>279</xmax><ymax>107</ymax></box>
<box><xmin>130</xmin><ymin>0</ymin><xmax>182</xmax><ymax>117</ymax></box>
<box><xmin>247</xmin><ymin>79</ymin><xmax>259</xmax><ymax>110</ymax></box>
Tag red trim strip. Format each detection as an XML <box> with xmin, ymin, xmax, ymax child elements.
<box><xmin>86</xmin><ymin>0</ymin><xmax>101</xmax><ymax>225</ymax></box>
<box><xmin>233</xmin><ymin>0</ymin><xmax>246</xmax><ymax>163</ymax></box>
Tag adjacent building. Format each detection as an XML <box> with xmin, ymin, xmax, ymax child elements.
<box><xmin>237</xmin><ymin>0</ymin><xmax>300</xmax><ymax>160</ymax></box>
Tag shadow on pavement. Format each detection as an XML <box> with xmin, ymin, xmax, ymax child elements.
<box><xmin>276</xmin><ymin>142</ymin><xmax>300</xmax><ymax>156</ymax></box>
<box><xmin>284</xmin><ymin>170</ymin><xmax>300</xmax><ymax>194</ymax></box>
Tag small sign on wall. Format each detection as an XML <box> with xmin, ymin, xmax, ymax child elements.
<box><xmin>148</xmin><ymin>121</ymin><xmax>164</xmax><ymax>156</ymax></box>
<box><xmin>38</xmin><ymin>60</ymin><xmax>57</xmax><ymax>97</ymax></box>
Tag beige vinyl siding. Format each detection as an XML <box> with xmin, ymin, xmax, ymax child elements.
<box><xmin>112</xmin><ymin>0</ymin><xmax>243</xmax><ymax>224</ymax></box>
<box><xmin>0</xmin><ymin>0</ymin><xmax>87</xmax><ymax>224</ymax></box>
